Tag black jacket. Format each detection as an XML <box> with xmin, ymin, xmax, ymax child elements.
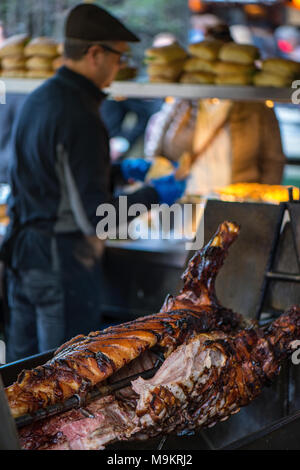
<box><xmin>2</xmin><ymin>66</ymin><xmax>158</xmax><ymax>270</ymax></box>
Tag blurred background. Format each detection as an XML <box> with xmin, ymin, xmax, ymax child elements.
<box><xmin>0</xmin><ymin>0</ymin><xmax>300</xmax><ymax>186</ymax></box>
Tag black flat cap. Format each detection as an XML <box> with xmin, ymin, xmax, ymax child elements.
<box><xmin>65</xmin><ymin>3</ymin><xmax>140</xmax><ymax>42</ymax></box>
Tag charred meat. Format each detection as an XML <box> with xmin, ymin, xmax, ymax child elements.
<box><xmin>19</xmin><ymin>306</ymin><xmax>300</xmax><ymax>450</ymax></box>
<box><xmin>6</xmin><ymin>221</ymin><xmax>243</xmax><ymax>419</ymax></box>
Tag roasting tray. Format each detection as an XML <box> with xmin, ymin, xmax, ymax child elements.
<box><xmin>1</xmin><ymin>349</ymin><xmax>300</xmax><ymax>451</ymax></box>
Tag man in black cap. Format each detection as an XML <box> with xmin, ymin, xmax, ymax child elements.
<box><xmin>2</xmin><ymin>3</ymin><xmax>186</xmax><ymax>362</ymax></box>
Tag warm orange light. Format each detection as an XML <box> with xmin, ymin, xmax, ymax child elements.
<box><xmin>165</xmin><ymin>96</ymin><xmax>175</xmax><ymax>104</ymax></box>
<box><xmin>188</xmin><ymin>0</ymin><xmax>204</xmax><ymax>13</ymax></box>
<box><xmin>244</xmin><ymin>5</ymin><xmax>266</xmax><ymax>16</ymax></box>
<box><xmin>292</xmin><ymin>0</ymin><xmax>300</xmax><ymax>9</ymax></box>
<box><xmin>265</xmin><ymin>100</ymin><xmax>274</xmax><ymax>108</ymax></box>
<box><xmin>216</xmin><ymin>183</ymin><xmax>300</xmax><ymax>204</ymax></box>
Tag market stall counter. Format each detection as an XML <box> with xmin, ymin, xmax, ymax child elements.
<box><xmin>102</xmin><ymin>239</ymin><xmax>187</xmax><ymax>325</ymax></box>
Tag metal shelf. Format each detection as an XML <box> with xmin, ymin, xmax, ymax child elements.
<box><xmin>107</xmin><ymin>81</ymin><xmax>293</xmax><ymax>103</ymax></box>
<box><xmin>2</xmin><ymin>77</ymin><xmax>293</xmax><ymax>102</ymax></box>
<box><xmin>2</xmin><ymin>78</ymin><xmax>44</xmax><ymax>94</ymax></box>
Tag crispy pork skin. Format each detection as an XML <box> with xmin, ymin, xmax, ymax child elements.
<box><xmin>6</xmin><ymin>222</ymin><xmax>243</xmax><ymax>419</ymax></box>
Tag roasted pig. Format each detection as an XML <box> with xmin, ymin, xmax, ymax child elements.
<box><xmin>19</xmin><ymin>306</ymin><xmax>300</xmax><ymax>450</ymax></box>
<box><xmin>6</xmin><ymin>221</ymin><xmax>244</xmax><ymax>420</ymax></box>
<box><xmin>133</xmin><ymin>305</ymin><xmax>300</xmax><ymax>432</ymax></box>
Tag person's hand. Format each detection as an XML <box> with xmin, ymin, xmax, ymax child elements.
<box><xmin>121</xmin><ymin>158</ymin><xmax>151</xmax><ymax>182</ymax></box>
<box><xmin>150</xmin><ymin>173</ymin><xmax>187</xmax><ymax>205</ymax></box>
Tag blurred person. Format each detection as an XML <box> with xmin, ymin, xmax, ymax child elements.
<box><xmin>100</xmin><ymin>97</ymin><xmax>163</xmax><ymax>161</ymax></box>
<box><xmin>189</xmin><ymin>13</ymin><xmax>223</xmax><ymax>44</ymax></box>
<box><xmin>0</xmin><ymin>94</ymin><xmax>26</xmax><ymax>183</ymax></box>
<box><xmin>145</xmin><ymin>25</ymin><xmax>285</xmax><ymax>195</ymax></box>
<box><xmin>275</xmin><ymin>25</ymin><xmax>300</xmax><ymax>61</ymax></box>
<box><xmin>248</xmin><ymin>26</ymin><xmax>278</xmax><ymax>59</ymax></box>
<box><xmin>1</xmin><ymin>4</ymin><xmax>186</xmax><ymax>362</ymax></box>
<box><xmin>145</xmin><ymin>98</ymin><xmax>285</xmax><ymax>195</ymax></box>
<box><xmin>100</xmin><ymin>31</ymin><xmax>174</xmax><ymax>161</ymax></box>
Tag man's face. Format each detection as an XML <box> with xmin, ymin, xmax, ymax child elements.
<box><xmin>88</xmin><ymin>41</ymin><xmax>129</xmax><ymax>89</ymax></box>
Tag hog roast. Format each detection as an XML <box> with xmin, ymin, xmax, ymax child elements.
<box><xmin>6</xmin><ymin>221</ymin><xmax>243</xmax><ymax>419</ymax></box>
<box><xmin>19</xmin><ymin>305</ymin><xmax>300</xmax><ymax>450</ymax></box>
<box><xmin>5</xmin><ymin>221</ymin><xmax>300</xmax><ymax>450</ymax></box>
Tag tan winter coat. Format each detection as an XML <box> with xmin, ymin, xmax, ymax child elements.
<box><xmin>145</xmin><ymin>100</ymin><xmax>285</xmax><ymax>185</ymax></box>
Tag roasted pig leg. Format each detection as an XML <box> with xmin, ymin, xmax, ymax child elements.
<box><xmin>19</xmin><ymin>305</ymin><xmax>300</xmax><ymax>450</ymax></box>
<box><xmin>161</xmin><ymin>220</ymin><xmax>240</xmax><ymax>312</ymax></box>
<box><xmin>6</xmin><ymin>221</ymin><xmax>243</xmax><ymax>420</ymax></box>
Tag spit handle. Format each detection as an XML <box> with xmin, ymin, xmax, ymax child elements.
<box><xmin>0</xmin><ymin>373</ymin><xmax>20</xmax><ymax>449</ymax></box>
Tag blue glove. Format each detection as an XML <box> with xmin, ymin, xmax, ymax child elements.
<box><xmin>151</xmin><ymin>173</ymin><xmax>187</xmax><ymax>205</ymax></box>
<box><xmin>121</xmin><ymin>158</ymin><xmax>151</xmax><ymax>182</ymax></box>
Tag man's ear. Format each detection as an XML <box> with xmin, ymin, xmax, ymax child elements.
<box><xmin>86</xmin><ymin>44</ymin><xmax>103</xmax><ymax>64</ymax></box>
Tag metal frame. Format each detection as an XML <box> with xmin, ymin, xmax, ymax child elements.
<box><xmin>255</xmin><ymin>191</ymin><xmax>300</xmax><ymax>321</ymax></box>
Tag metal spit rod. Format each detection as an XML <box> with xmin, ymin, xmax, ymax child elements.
<box><xmin>15</xmin><ymin>354</ymin><xmax>164</xmax><ymax>429</ymax></box>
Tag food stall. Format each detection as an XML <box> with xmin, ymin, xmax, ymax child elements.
<box><xmin>0</xmin><ymin>0</ymin><xmax>300</xmax><ymax>452</ymax></box>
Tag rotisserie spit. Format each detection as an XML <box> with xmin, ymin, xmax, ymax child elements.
<box><xmin>4</xmin><ymin>221</ymin><xmax>300</xmax><ymax>450</ymax></box>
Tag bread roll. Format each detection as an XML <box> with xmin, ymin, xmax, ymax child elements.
<box><xmin>145</xmin><ymin>43</ymin><xmax>187</xmax><ymax>65</ymax></box>
<box><xmin>26</xmin><ymin>69</ymin><xmax>55</xmax><ymax>79</ymax></box>
<box><xmin>0</xmin><ymin>34</ymin><xmax>29</xmax><ymax>58</ymax></box>
<box><xmin>148</xmin><ymin>75</ymin><xmax>174</xmax><ymax>83</ymax></box>
<box><xmin>24</xmin><ymin>37</ymin><xmax>58</xmax><ymax>58</ymax></box>
<box><xmin>1</xmin><ymin>69</ymin><xmax>26</xmax><ymax>78</ymax></box>
<box><xmin>147</xmin><ymin>60</ymin><xmax>185</xmax><ymax>80</ymax></box>
<box><xmin>26</xmin><ymin>56</ymin><xmax>53</xmax><ymax>71</ymax></box>
<box><xmin>183</xmin><ymin>57</ymin><xmax>216</xmax><ymax>73</ymax></box>
<box><xmin>253</xmin><ymin>71</ymin><xmax>291</xmax><ymax>88</ymax></box>
<box><xmin>145</xmin><ymin>157</ymin><xmax>174</xmax><ymax>181</ymax></box>
<box><xmin>1</xmin><ymin>56</ymin><xmax>26</xmax><ymax>70</ymax></box>
<box><xmin>115</xmin><ymin>66</ymin><xmax>137</xmax><ymax>81</ymax></box>
<box><xmin>214</xmin><ymin>61</ymin><xmax>256</xmax><ymax>75</ymax></box>
<box><xmin>219</xmin><ymin>42</ymin><xmax>259</xmax><ymax>64</ymax></box>
<box><xmin>262</xmin><ymin>58</ymin><xmax>300</xmax><ymax>77</ymax></box>
<box><xmin>180</xmin><ymin>71</ymin><xmax>215</xmax><ymax>84</ymax></box>
<box><xmin>188</xmin><ymin>40</ymin><xmax>223</xmax><ymax>61</ymax></box>
<box><xmin>215</xmin><ymin>73</ymin><xmax>253</xmax><ymax>85</ymax></box>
